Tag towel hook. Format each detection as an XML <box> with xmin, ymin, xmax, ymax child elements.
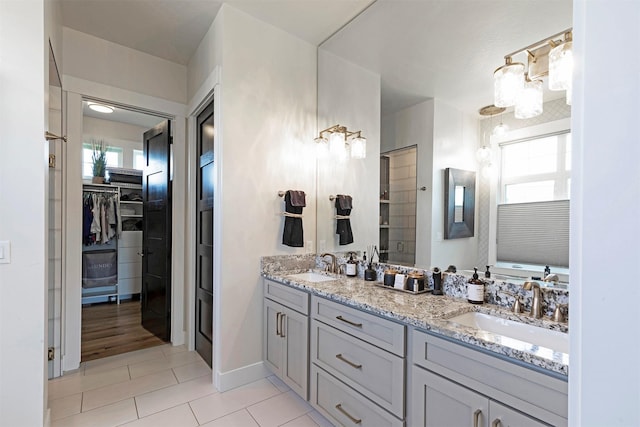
<box><xmin>278</xmin><ymin>191</ymin><xmax>285</xmax><ymax>197</ymax></box>
<box><xmin>329</xmin><ymin>195</ymin><xmax>336</xmax><ymax>201</ymax></box>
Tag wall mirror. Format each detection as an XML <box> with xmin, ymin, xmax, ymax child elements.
<box><xmin>444</xmin><ymin>168</ymin><xmax>475</xmax><ymax>239</ymax></box>
<box><xmin>316</xmin><ymin>0</ymin><xmax>572</xmax><ymax>282</ymax></box>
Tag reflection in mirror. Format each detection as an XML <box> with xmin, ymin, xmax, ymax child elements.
<box><xmin>454</xmin><ymin>185</ymin><xmax>464</xmax><ymax>223</ymax></box>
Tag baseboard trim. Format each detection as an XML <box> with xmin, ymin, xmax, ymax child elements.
<box><xmin>215</xmin><ymin>361</ymin><xmax>270</xmax><ymax>392</ymax></box>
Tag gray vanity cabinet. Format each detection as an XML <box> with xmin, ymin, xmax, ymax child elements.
<box><xmin>263</xmin><ymin>280</ymin><xmax>309</xmax><ymax>400</ymax></box>
<box><xmin>309</xmin><ymin>295</ymin><xmax>406</xmax><ymax>426</ymax></box>
<box><xmin>412</xmin><ymin>367</ymin><xmax>549</xmax><ymax>427</ymax></box>
<box><xmin>410</xmin><ymin>330</ymin><xmax>567</xmax><ymax>427</ymax></box>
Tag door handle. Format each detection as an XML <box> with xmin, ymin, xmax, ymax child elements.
<box><xmin>137</xmin><ymin>252</ymin><xmax>144</xmax><ymax>257</ymax></box>
<box><xmin>335</xmin><ymin>404</ymin><xmax>361</xmax><ymax>424</ymax></box>
<box><xmin>275</xmin><ymin>312</ymin><xmax>281</xmax><ymax>336</ymax></box>
<box><xmin>473</xmin><ymin>409</ymin><xmax>482</xmax><ymax>427</ymax></box>
<box><xmin>492</xmin><ymin>419</ymin><xmax>502</xmax><ymax>427</ymax></box>
<box><xmin>279</xmin><ymin>313</ymin><xmax>286</xmax><ymax>338</ymax></box>
<box><xmin>335</xmin><ymin>315</ymin><xmax>362</xmax><ymax>328</ymax></box>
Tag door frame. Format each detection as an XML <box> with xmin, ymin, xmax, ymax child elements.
<box><xmin>186</xmin><ymin>66</ymin><xmax>222</xmax><ymax>386</ymax></box>
<box><xmin>61</xmin><ymin>79</ymin><xmax>189</xmax><ymax>372</ymax></box>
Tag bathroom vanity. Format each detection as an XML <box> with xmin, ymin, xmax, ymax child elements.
<box><xmin>262</xmin><ymin>264</ymin><xmax>568</xmax><ymax>427</ymax></box>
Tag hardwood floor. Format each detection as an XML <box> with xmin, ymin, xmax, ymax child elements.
<box><xmin>81</xmin><ymin>300</ymin><xmax>166</xmax><ymax>362</ymax></box>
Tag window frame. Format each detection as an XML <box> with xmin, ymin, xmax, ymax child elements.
<box><xmin>487</xmin><ymin>118</ymin><xmax>571</xmax><ymax>281</ymax></box>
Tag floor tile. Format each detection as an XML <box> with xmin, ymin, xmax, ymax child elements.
<box><xmin>199</xmin><ymin>409</ymin><xmax>260</xmax><ymax>427</ymax></box>
<box><xmin>49</xmin><ymin>393</ymin><xmax>82</xmax><ymax>421</ymax></box>
<box><xmin>83</xmin><ymin>347</ymin><xmax>165</xmax><ymax>376</ymax></box>
<box><xmin>48</xmin><ymin>366</ymin><xmax>130</xmax><ymax>400</ymax></box>
<box><xmin>189</xmin><ymin>378</ymin><xmax>281</xmax><ymax>424</ymax></box>
<box><xmin>281</xmin><ymin>414</ymin><xmax>321</xmax><ymax>427</ymax></box>
<box><xmin>173</xmin><ymin>359</ymin><xmax>211</xmax><ymax>383</ymax></box>
<box><xmin>82</xmin><ymin>369</ymin><xmax>177</xmax><ymax>412</ymax></box>
<box><xmin>247</xmin><ymin>391</ymin><xmax>312</xmax><ymax>427</ymax></box>
<box><xmin>161</xmin><ymin>344</ymin><xmax>189</xmax><ymax>357</ymax></box>
<box><xmin>49</xmin><ymin>365</ymin><xmax>85</xmax><ymax>383</ymax></box>
<box><xmin>119</xmin><ymin>403</ymin><xmax>198</xmax><ymax>427</ymax></box>
<box><xmin>128</xmin><ymin>350</ymin><xmax>201</xmax><ymax>379</ymax></box>
<box><xmin>135</xmin><ymin>374</ymin><xmax>217</xmax><ymax>418</ymax></box>
<box><xmin>51</xmin><ymin>398</ymin><xmax>137</xmax><ymax>427</ymax></box>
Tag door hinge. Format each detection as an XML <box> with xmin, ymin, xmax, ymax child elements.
<box><xmin>49</xmin><ymin>154</ymin><xmax>56</xmax><ymax>168</ymax></box>
<box><xmin>48</xmin><ymin>347</ymin><xmax>55</xmax><ymax>361</ymax></box>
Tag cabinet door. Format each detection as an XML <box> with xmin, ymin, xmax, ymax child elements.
<box><xmin>412</xmin><ymin>366</ymin><xmax>488</xmax><ymax>427</ymax></box>
<box><xmin>282</xmin><ymin>306</ymin><xmax>308</xmax><ymax>400</ymax></box>
<box><xmin>264</xmin><ymin>299</ymin><xmax>284</xmax><ymax>377</ymax></box>
<box><xmin>489</xmin><ymin>401</ymin><xmax>551</xmax><ymax>427</ymax></box>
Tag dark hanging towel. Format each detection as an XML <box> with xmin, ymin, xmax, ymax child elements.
<box><xmin>282</xmin><ymin>190</ymin><xmax>305</xmax><ymax>247</ymax></box>
<box><xmin>336</xmin><ymin>194</ymin><xmax>354</xmax><ymax>245</ymax></box>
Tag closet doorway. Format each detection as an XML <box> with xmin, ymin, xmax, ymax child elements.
<box><xmin>80</xmin><ymin>99</ymin><xmax>172</xmax><ymax>362</ymax></box>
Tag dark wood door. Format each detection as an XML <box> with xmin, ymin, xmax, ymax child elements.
<box><xmin>142</xmin><ymin>120</ymin><xmax>172</xmax><ymax>341</ymax></box>
<box><xmin>195</xmin><ymin>100</ymin><xmax>214</xmax><ymax>367</ymax></box>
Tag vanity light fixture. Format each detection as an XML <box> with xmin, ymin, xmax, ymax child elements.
<box><xmin>314</xmin><ymin>124</ymin><xmax>367</xmax><ymax>160</ymax></box>
<box><xmin>477</xmin><ymin>104</ymin><xmax>506</xmax><ymax>167</ymax></box>
<box><xmin>493</xmin><ymin>28</ymin><xmax>573</xmax><ymax>117</ymax></box>
<box><xmin>88</xmin><ymin>102</ymin><xmax>114</xmax><ymax>114</ymax></box>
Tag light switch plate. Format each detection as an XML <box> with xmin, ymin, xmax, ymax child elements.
<box><xmin>0</xmin><ymin>240</ymin><xmax>10</xmax><ymax>264</ymax></box>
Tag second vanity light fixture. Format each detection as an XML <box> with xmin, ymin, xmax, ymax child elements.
<box><xmin>493</xmin><ymin>28</ymin><xmax>573</xmax><ymax>119</ymax></box>
<box><xmin>314</xmin><ymin>124</ymin><xmax>366</xmax><ymax>160</ymax></box>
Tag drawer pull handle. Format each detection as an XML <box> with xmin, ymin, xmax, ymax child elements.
<box><xmin>335</xmin><ymin>403</ymin><xmax>361</xmax><ymax>424</ymax></box>
<box><xmin>335</xmin><ymin>353</ymin><xmax>362</xmax><ymax>369</ymax></box>
<box><xmin>336</xmin><ymin>315</ymin><xmax>362</xmax><ymax>327</ymax></box>
<box><xmin>473</xmin><ymin>409</ymin><xmax>482</xmax><ymax>427</ymax></box>
<box><xmin>275</xmin><ymin>312</ymin><xmax>281</xmax><ymax>336</ymax></box>
<box><xmin>280</xmin><ymin>313</ymin><xmax>286</xmax><ymax>338</ymax></box>
<box><xmin>492</xmin><ymin>419</ymin><xmax>502</xmax><ymax>427</ymax></box>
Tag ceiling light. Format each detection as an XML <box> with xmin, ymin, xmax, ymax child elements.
<box><xmin>492</xmin><ymin>28</ymin><xmax>573</xmax><ymax>118</ymax></box>
<box><xmin>88</xmin><ymin>103</ymin><xmax>114</xmax><ymax>114</ymax></box>
<box><xmin>477</xmin><ymin>104</ymin><xmax>505</xmax><ymax>166</ymax></box>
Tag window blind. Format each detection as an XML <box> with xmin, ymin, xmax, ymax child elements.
<box><xmin>497</xmin><ymin>200</ymin><xmax>569</xmax><ymax>268</ymax></box>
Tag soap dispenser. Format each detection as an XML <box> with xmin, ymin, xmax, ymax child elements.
<box><xmin>467</xmin><ymin>267</ymin><xmax>485</xmax><ymax>304</ymax></box>
<box><xmin>484</xmin><ymin>265</ymin><xmax>491</xmax><ymax>279</ymax></box>
<box><xmin>346</xmin><ymin>252</ymin><xmax>357</xmax><ymax>277</ymax></box>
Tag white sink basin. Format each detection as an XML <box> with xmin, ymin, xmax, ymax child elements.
<box><xmin>287</xmin><ymin>272</ymin><xmax>337</xmax><ymax>283</ymax></box>
<box><xmin>448</xmin><ymin>312</ymin><xmax>569</xmax><ymax>354</ymax></box>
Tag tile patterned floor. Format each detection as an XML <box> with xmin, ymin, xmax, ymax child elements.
<box><xmin>48</xmin><ymin>345</ymin><xmax>333</xmax><ymax>427</ymax></box>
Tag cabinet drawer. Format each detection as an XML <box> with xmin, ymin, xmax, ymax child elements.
<box><xmin>311</xmin><ymin>321</ymin><xmax>404</xmax><ymax>418</ymax></box>
<box><xmin>264</xmin><ymin>280</ymin><xmax>309</xmax><ymax>315</ymax></box>
<box><xmin>118</xmin><ymin>231</ymin><xmax>142</xmax><ymax>247</ymax></box>
<box><xmin>117</xmin><ymin>262</ymin><xmax>141</xmax><ymax>279</ymax></box>
<box><xmin>310</xmin><ymin>365</ymin><xmax>404</xmax><ymax>427</ymax></box>
<box><xmin>412</xmin><ymin>329</ymin><xmax>568</xmax><ymax>422</ymax></box>
<box><xmin>312</xmin><ymin>296</ymin><xmax>405</xmax><ymax>356</ymax></box>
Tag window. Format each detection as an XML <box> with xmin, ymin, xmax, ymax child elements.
<box><xmin>133</xmin><ymin>149</ymin><xmax>145</xmax><ymax>171</ymax></box>
<box><xmin>82</xmin><ymin>144</ymin><xmax>123</xmax><ymax>178</ymax></box>
<box><xmin>492</xmin><ymin>127</ymin><xmax>571</xmax><ymax>270</ymax></box>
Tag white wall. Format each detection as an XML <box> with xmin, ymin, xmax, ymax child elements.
<box><xmin>83</xmin><ymin>116</ymin><xmax>148</xmax><ymax>170</ymax></box>
<box><xmin>201</xmin><ymin>5</ymin><xmax>318</xmax><ymax>389</ymax></box>
<box><xmin>570</xmin><ymin>0</ymin><xmax>640</xmax><ymax>425</ymax></box>
<box><xmin>317</xmin><ymin>49</ymin><xmax>381</xmax><ymax>254</ymax></box>
<box><xmin>63</xmin><ymin>27</ymin><xmax>187</xmax><ymax>104</ymax></box>
<box><xmin>381</xmin><ymin>100</ymin><xmax>434</xmax><ymax>268</ymax></box>
<box><xmin>430</xmin><ymin>100</ymin><xmax>479</xmax><ymax>270</ymax></box>
<box><xmin>0</xmin><ymin>1</ymin><xmax>47</xmax><ymax>425</ymax></box>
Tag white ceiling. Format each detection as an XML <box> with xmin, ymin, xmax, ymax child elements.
<box><xmin>320</xmin><ymin>0</ymin><xmax>573</xmax><ymax>116</ymax></box>
<box><xmin>61</xmin><ymin>0</ymin><xmax>572</xmax><ymax>121</ymax></box>
<box><xmin>60</xmin><ymin>0</ymin><xmax>373</xmax><ymax>65</ymax></box>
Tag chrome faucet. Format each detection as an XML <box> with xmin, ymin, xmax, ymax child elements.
<box><xmin>523</xmin><ymin>281</ymin><xmax>543</xmax><ymax>318</ymax></box>
<box><xmin>320</xmin><ymin>253</ymin><xmax>337</xmax><ymax>274</ymax></box>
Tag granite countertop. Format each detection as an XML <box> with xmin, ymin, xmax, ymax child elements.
<box><xmin>263</xmin><ymin>269</ymin><xmax>569</xmax><ymax>377</ymax></box>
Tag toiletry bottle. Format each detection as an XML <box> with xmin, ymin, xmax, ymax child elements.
<box><xmin>364</xmin><ymin>263</ymin><xmax>377</xmax><ymax>281</ymax></box>
<box><xmin>544</xmin><ymin>265</ymin><xmax>551</xmax><ymax>277</ymax></box>
<box><xmin>485</xmin><ymin>265</ymin><xmax>491</xmax><ymax>278</ymax></box>
<box><xmin>467</xmin><ymin>267</ymin><xmax>485</xmax><ymax>304</ymax></box>
<box><xmin>432</xmin><ymin>267</ymin><xmax>443</xmax><ymax>295</ymax></box>
<box><xmin>346</xmin><ymin>252</ymin><xmax>357</xmax><ymax>277</ymax></box>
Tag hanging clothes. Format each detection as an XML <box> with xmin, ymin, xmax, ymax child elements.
<box><xmin>82</xmin><ymin>190</ymin><xmax>121</xmax><ymax>245</ymax></box>
<box><xmin>282</xmin><ymin>190</ymin><xmax>305</xmax><ymax>247</ymax></box>
<box><xmin>335</xmin><ymin>194</ymin><xmax>354</xmax><ymax>245</ymax></box>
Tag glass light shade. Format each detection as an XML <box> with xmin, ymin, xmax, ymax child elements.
<box><xmin>88</xmin><ymin>103</ymin><xmax>114</xmax><ymax>113</ymax></box>
<box><xmin>350</xmin><ymin>136</ymin><xmax>366</xmax><ymax>159</ymax></box>
<box><xmin>492</xmin><ymin>122</ymin><xmax>508</xmax><ymax>136</ymax></box>
<box><xmin>548</xmin><ymin>41</ymin><xmax>573</xmax><ymax>91</ymax></box>
<box><xmin>494</xmin><ymin>61</ymin><xmax>524</xmax><ymax>107</ymax></box>
<box><xmin>515</xmin><ymin>79</ymin><xmax>543</xmax><ymax>119</ymax></box>
<box><xmin>476</xmin><ymin>145</ymin><xmax>492</xmax><ymax>164</ymax></box>
<box><xmin>314</xmin><ymin>136</ymin><xmax>328</xmax><ymax>158</ymax></box>
<box><xmin>328</xmin><ymin>131</ymin><xmax>347</xmax><ymax>158</ymax></box>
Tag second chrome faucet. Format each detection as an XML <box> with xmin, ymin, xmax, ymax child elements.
<box><xmin>523</xmin><ymin>281</ymin><xmax>543</xmax><ymax>318</ymax></box>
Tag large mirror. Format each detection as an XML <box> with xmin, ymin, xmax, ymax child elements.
<box><xmin>316</xmin><ymin>0</ymin><xmax>572</xmax><ymax>283</ymax></box>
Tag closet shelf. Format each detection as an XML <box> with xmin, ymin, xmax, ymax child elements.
<box><xmin>120</xmin><ymin>200</ymin><xmax>143</xmax><ymax>204</ymax></box>
<box><xmin>122</xmin><ymin>214</ymin><xmax>143</xmax><ymax>218</ymax></box>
